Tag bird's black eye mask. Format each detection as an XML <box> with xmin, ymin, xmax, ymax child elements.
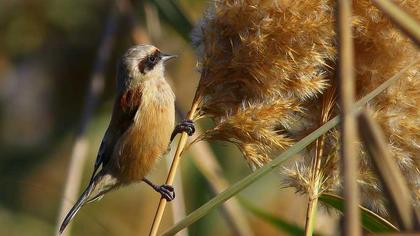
<box><xmin>138</xmin><ymin>50</ymin><xmax>162</xmax><ymax>74</ymax></box>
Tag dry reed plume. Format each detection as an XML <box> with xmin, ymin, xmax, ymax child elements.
<box><xmin>191</xmin><ymin>0</ymin><xmax>420</xmax><ymax>216</ymax></box>
<box><xmin>191</xmin><ymin>0</ymin><xmax>335</xmax><ymax>169</ymax></box>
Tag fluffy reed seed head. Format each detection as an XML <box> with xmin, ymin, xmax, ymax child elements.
<box><xmin>192</xmin><ymin>0</ymin><xmax>420</xmax><ymax>215</ymax></box>
<box><xmin>192</xmin><ymin>0</ymin><xmax>335</xmax><ymax>168</ymax></box>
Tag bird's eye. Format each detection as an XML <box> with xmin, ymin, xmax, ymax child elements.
<box><xmin>148</xmin><ymin>56</ymin><xmax>157</xmax><ymax>63</ymax></box>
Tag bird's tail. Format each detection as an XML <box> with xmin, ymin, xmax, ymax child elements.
<box><xmin>59</xmin><ymin>172</ymin><xmax>119</xmax><ymax>234</ymax></box>
<box><xmin>59</xmin><ymin>181</ymin><xmax>95</xmax><ymax>234</ymax></box>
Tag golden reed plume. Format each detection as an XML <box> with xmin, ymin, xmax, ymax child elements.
<box><xmin>190</xmin><ymin>0</ymin><xmax>419</xmax><ymax>216</ymax></box>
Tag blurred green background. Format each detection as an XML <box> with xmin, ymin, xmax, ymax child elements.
<box><xmin>0</xmin><ymin>0</ymin><xmax>335</xmax><ymax>235</ymax></box>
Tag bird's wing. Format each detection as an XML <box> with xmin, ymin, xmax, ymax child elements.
<box><xmin>89</xmin><ymin>87</ymin><xmax>143</xmax><ymax>180</ymax></box>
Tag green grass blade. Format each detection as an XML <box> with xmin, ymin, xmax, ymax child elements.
<box><xmin>319</xmin><ymin>193</ymin><xmax>398</xmax><ymax>232</ymax></box>
<box><xmin>149</xmin><ymin>0</ymin><xmax>193</xmax><ymax>42</ymax></box>
<box><xmin>240</xmin><ymin>199</ymin><xmax>307</xmax><ymax>236</ymax></box>
<box><xmin>161</xmin><ymin>59</ymin><xmax>418</xmax><ymax>236</ymax></box>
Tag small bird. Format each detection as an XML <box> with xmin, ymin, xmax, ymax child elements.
<box><xmin>59</xmin><ymin>44</ymin><xmax>195</xmax><ymax>234</ymax></box>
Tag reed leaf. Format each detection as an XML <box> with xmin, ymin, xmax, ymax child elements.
<box><xmin>319</xmin><ymin>193</ymin><xmax>398</xmax><ymax>233</ymax></box>
<box><xmin>161</xmin><ymin>59</ymin><xmax>417</xmax><ymax>236</ymax></box>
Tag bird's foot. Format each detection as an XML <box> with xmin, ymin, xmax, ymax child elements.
<box><xmin>170</xmin><ymin>119</ymin><xmax>195</xmax><ymax>141</ymax></box>
<box><xmin>155</xmin><ymin>184</ymin><xmax>175</xmax><ymax>201</ymax></box>
<box><xmin>143</xmin><ymin>178</ymin><xmax>175</xmax><ymax>201</ymax></box>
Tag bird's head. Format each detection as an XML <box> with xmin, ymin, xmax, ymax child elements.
<box><xmin>117</xmin><ymin>44</ymin><xmax>176</xmax><ymax>91</ymax></box>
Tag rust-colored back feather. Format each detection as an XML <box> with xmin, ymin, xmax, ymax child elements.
<box><xmin>120</xmin><ymin>86</ymin><xmax>143</xmax><ymax>112</ymax></box>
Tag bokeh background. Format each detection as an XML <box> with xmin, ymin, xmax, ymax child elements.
<box><xmin>0</xmin><ymin>1</ymin><xmax>336</xmax><ymax>235</ymax></box>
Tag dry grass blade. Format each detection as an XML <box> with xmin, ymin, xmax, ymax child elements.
<box><xmin>55</xmin><ymin>5</ymin><xmax>119</xmax><ymax>236</ymax></box>
<box><xmin>336</xmin><ymin>0</ymin><xmax>361</xmax><ymax>235</ymax></box>
<box><xmin>358</xmin><ymin>111</ymin><xmax>419</xmax><ymax>231</ymax></box>
<box><xmin>372</xmin><ymin>0</ymin><xmax>420</xmax><ymax>46</ymax></box>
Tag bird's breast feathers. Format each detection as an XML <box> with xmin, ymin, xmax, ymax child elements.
<box><xmin>114</xmin><ymin>78</ymin><xmax>175</xmax><ymax>182</ymax></box>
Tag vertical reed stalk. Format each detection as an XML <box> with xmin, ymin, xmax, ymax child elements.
<box><xmin>55</xmin><ymin>5</ymin><xmax>119</xmax><ymax>236</ymax></box>
<box><xmin>125</xmin><ymin>1</ymin><xmax>233</xmax><ymax>232</ymax></box>
<box><xmin>165</xmin><ymin>142</ymin><xmax>189</xmax><ymax>236</ymax></box>
<box><xmin>336</xmin><ymin>1</ymin><xmax>361</xmax><ymax>235</ymax></box>
<box><xmin>136</xmin><ymin>3</ymin><xmax>189</xmax><ymax>235</ymax></box>
<box><xmin>149</xmin><ymin>91</ymin><xmax>202</xmax><ymax>236</ymax></box>
<box><xmin>304</xmin><ymin>195</ymin><xmax>319</xmax><ymax>236</ymax></box>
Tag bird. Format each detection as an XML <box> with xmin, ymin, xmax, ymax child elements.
<box><xmin>59</xmin><ymin>44</ymin><xmax>195</xmax><ymax>234</ymax></box>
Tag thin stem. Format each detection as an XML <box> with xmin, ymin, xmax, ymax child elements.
<box><xmin>304</xmin><ymin>196</ymin><xmax>319</xmax><ymax>236</ymax></box>
<box><xmin>165</xmin><ymin>143</ymin><xmax>189</xmax><ymax>236</ymax></box>
<box><xmin>304</xmin><ymin>85</ymin><xmax>336</xmax><ymax>236</ymax></box>
<box><xmin>149</xmin><ymin>95</ymin><xmax>201</xmax><ymax>236</ymax></box>
<box><xmin>336</xmin><ymin>0</ymin><xmax>361</xmax><ymax>235</ymax></box>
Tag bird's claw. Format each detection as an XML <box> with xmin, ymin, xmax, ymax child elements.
<box><xmin>156</xmin><ymin>184</ymin><xmax>175</xmax><ymax>201</ymax></box>
<box><xmin>170</xmin><ymin>119</ymin><xmax>196</xmax><ymax>141</ymax></box>
<box><xmin>180</xmin><ymin>119</ymin><xmax>195</xmax><ymax>136</ymax></box>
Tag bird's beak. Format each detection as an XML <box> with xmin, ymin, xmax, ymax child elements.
<box><xmin>161</xmin><ymin>53</ymin><xmax>177</xmax><ymax>62</ymax></box>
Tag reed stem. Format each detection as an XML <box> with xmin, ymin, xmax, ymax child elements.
<box><xmin>149</xmin><ymin>95</ymin><xmax>201</xmax><ymax>236</ymax></box>
<box><xmin>336</xmin><ymin>0</ymin><xmax>361</xmax><ymax>235</ymax></box>
<box><xmin>304</xmin><ymin>196</ymin><xmax>319</xmax><ymax>236</ymax></box>
<box><xmin>304</xmin><ymin>84</ymin><xmax>336</xmax><ymax>236</ymax></box>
